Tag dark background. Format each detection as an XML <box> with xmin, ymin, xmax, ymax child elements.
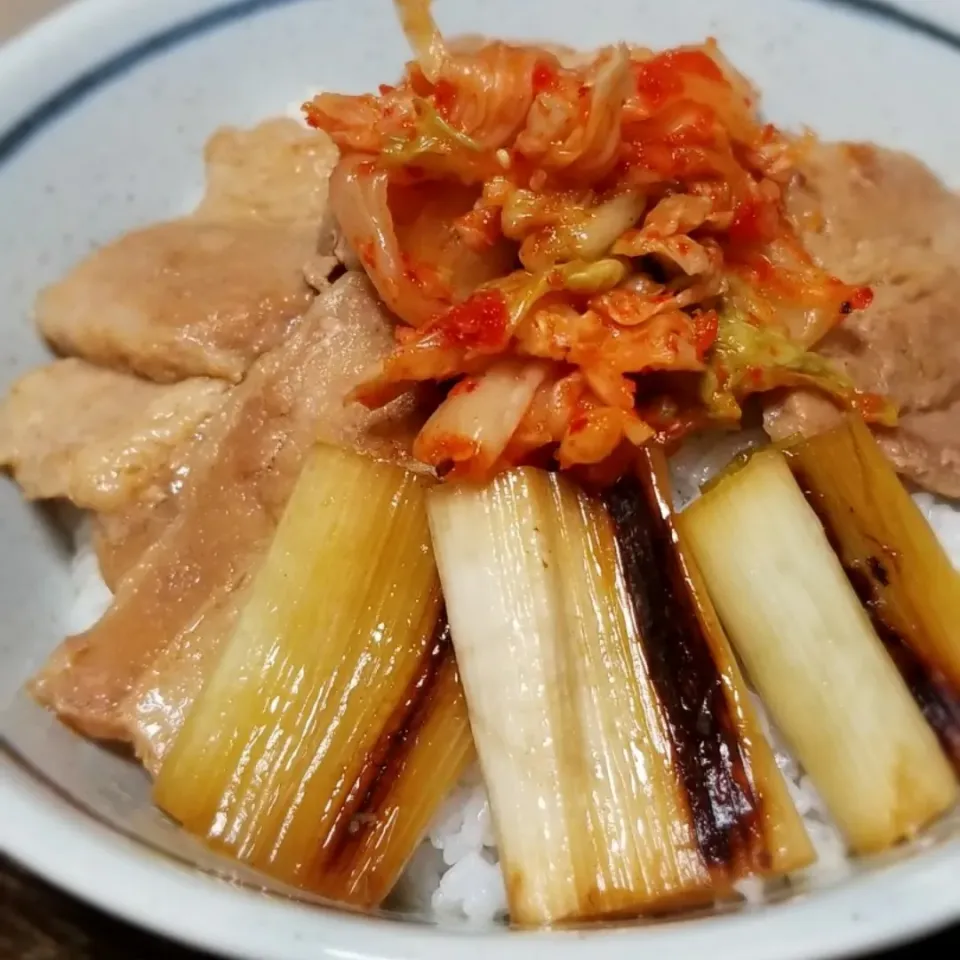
<box><xmin>1</xmin><ymin>855</ymin><xmax>957</xmax><ymax>960</ymax></box>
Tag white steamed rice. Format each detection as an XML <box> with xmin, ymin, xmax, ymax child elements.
<box><xmin>64</xmin><ymin>432</ymin><xmax>960</xmax><ymax>924</ymax></box>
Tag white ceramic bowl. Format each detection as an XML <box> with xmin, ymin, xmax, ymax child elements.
<box><xmin>1</xmin><ymin>1</ymin><xmax>959</xmax><ymax>957</ymax></box>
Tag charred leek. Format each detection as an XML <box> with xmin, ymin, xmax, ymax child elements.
<box><xmin>313</xmin><ymin>633</ymin><xmax>475</xmax><ymax>905</ymax></box>
<box><xmin>155</xmin><ymin>445</ymin><xmax>473</xmax><ymax>906</ymax></box>
<box><xmin>427</xmin><ymin>454</ymin><xmax>812</xmax><ymax>926</ymax></box>
<box><xmin>783</xmin><ymin>416</ymin><xmax>960</xmax><ymax>770</ymax></box>
<box><xmin>680</xmin><ymin>449</ymin><xmax>958</xmax><ymax>854</ymax></box>
<box><xmin>618</xmin><ymin>448</ymin><xmax>814</xmax><ymax>880</ymax></box>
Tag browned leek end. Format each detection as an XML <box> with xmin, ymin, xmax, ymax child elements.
<box><xmin>617</xmin><ymin>447</ymin><xmax>814</xmax><ymax>880</ymax></box>
<box><xmin>429</xmin><ymin>469</ymin><xmax>722</xmax><ymax>928</ymax></box>
<box><xmin>784</xmin><ymin>415</ymin><xmax>960</xmax><ymax>771</ymax></box>
<box><xmin>154</xmin><ymin>444</ymin><xmax>462</xmax><ymax>906</ymax></box>
<box><xmin>680</xmin><ymin>449</ymin><xmax>958</xmax><ymax>855</ymax></box>
<box><xmin>312</xmin><ymin>635</ymin><xmax>475</xmax><ymax>907</ymax></box>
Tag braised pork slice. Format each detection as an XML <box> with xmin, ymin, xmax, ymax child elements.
<box><xmin>31</xmin><ymin>273</ymin><xmax>426</xmax><ymax>743</ymax></box>
<box><xmin>126</xmin><ymin>583</ymin><xmax>249</xmax><ymax>774</ymax></box>
<box><xmin>37</xmin><ymin>220</ymin><xmax>318</xmax><ymax>383</ymax></box>
<box><xmin>37</xmin><ymin>121</ymin><xmax>340</xmax><ymax>384</ymax></box>
<box><xmin>766</xmin><ymin>143</ymin><xmax>960</xmax><ymax>497</ymax></box>
<box><xmin>197</xmin><ymin>118</ymin><xmax>338</xmax><ymax>224</ymax></box>
<box><xmin>91</xmin><ymin>403</ymin><xmax>228</xmax><ymax>589</ymax></box>
<box><xmin>0</xmin><ymin>359</ymin><xmax>227</xmax><ymax>509</ymax></box>
<box><xmin>94</xmin><ymin>508</ymin><xmax>166</xmax><ymax>592</ymax></box>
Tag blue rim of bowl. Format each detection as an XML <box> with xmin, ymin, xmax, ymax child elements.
<box><xmin>1</xmin><ymin>0</ymin><xmax>959</xmax><ymax>947</ymax></box>
<box><xmin>1</xmin><ymin>0</ymin><xmax>960</xmax><ymax>170</ymax></box>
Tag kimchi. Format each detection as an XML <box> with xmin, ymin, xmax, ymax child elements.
<box><xmin>304</xmin><ymin>0</ymin><xmax>894</xmax><ymax>481</ymax></box>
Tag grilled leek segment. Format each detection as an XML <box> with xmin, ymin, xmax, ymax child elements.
<box><xmin>620</xmin><ymin>447</ymin><xmax>814</xmax><ymax>879</ymax></box>
<box><xmin>155</xmin><ymin>444</ymin><xmax>473</xmax><ymax>906</ymax></box>
<box><xmin>313</xmin><ymin>636</ymin><xmax>475</xmax><ymax>905</ymax></box>
<box><xmin>783</xmin><ymin>416</ymin><xmax>960</xmax><ymax>770</ymax></box>
<box><xmin>427</xmin><ymin>456</ymin><xmax>812</xmax><ymax>927</ymax></box>
<box><xmin>680</xmin><ymin>449</ymin><xmax>958</xmax><ymax>854</ymax></box>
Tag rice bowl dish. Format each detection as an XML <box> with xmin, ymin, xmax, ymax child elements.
<box><xmin>1</xmin><ymin>0</ymin><xmax>959</xmax><ymax>956</ymax></box>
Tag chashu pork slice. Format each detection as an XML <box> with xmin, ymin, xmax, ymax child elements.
<box><xmin>36</xmin><ymin>120</ymin><xmax>340</xmax><ymax>384</ymax></box>
<box><xmin>0</xmin><ymin>358</ymin><xmax>227</xmax><ymax>511</ymax></box>
<box><xmin>36</xmin><ymin>219</ymin><xmax>320</xmax><ymax>384</ymax></box>
<box><xmin>197</xmin><ymin>117</ymin><xmax>340</xmax><ymax>225</ymax></box>
<box><xmin>31</xmin><ymin>273</ymin><xmax>427</xmax><ymax>745</ymax></box>
<box><xmin>767</xmin><ymin>142</ymin><xmax>960</xmax><ymax>498</ymax></box>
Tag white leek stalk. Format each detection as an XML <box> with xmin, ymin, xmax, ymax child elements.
<box><xmin>429</xmin><ymin>468</ymin><xmax>712</xmax><ymax>925</ymax></box>
<box><xmin>784</xmin><ymin>416</ymin><xmax>960</xmax><ymax>770</ymax></box>
<box><xmin>680</xmin><ymin>449</ymin><xmax>958</xmax><ymax>854</ymax></box>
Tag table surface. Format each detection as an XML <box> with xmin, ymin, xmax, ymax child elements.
<box><xmin>0</xmin><ymin>0</ymin><xmax>65</xmax><ymax>39</ymax></box>
<box><xmin>0</xmin><ymin>2</ymin><xmax>958</xmax><ymax>958</ymax></box>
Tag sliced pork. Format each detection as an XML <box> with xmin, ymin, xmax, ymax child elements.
<box><xmin>36</xmin><ymin>121</ymin><xmax>340</xmax><ymax>384</ymax></box>
<box><xmin>36</xmin><ymin>220</ymin><xmax>320</xmax><ymax>383</ymax></box>
<box><xmin>767</xmin><ymin>143</ymin><xmax>960</xmax><ymax>498</ymax></box>
<box><xmin>0</xmin><ymin>359</ymin><xmax>227</xmax><ymax>510</ymax></box>
<box><xmin>91</xmin><ymin>404</ymin><xmax>227</xmax><ymax>589</ymax></box>
<box><xmin>31</xmin><ymin>274</ymin><xmax>426</xmax><ymax>744</ymax></box>
<box><xmin>197</xmin><ymin>117</ymin><xmax>339</xmax><ymax>224</ymax></box>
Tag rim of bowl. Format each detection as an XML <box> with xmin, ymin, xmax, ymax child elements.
<box><xmin>4</xmin><ymin>753</ymin><xmax>960</xmax><ymax>960</ymax></box>
<box><xmin>0</xmin><ymin>1</ymin><xmax>958</xmax><ymax>958</ymax></box>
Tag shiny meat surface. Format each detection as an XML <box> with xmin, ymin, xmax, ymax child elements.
<box><xmin>197</xmin><ymin>118</ymin><xmax>339</xmax><ymax>224</ymax></box>
<box><xmin>93</xmin><ymin>508</ymin><xmax>167</xmax><ymax>592</ymax></box>
<box><xmin>37</xmin><ymin>220</ymin><xmax>319</xmax><ymax>383</ymax></box>
<box><xmin>30</xmin><ymin>122</ymin><xmax>343</xmax><ymax>582</ymax></box>
<box><xmin>31</xmin><ymin>274</ymin><xmax>426</xmax><ymax>743</ymax></box>
<box><xmin>0</xmin><ymin>359</ymin><xmax>226</xmax><ymax>509</ymax></box>
<box><xmin>36</xmin><ymin>120</ymin><xmax>341</xmax><ymax>384</ymax></box>
<box><xmin>768</xmin><ymin>143</ymin><xmax>960</xmax><ymax>497</ymax></box>
<box><xmin>90</xmin><ymin>403</ymin><xmax>228</xmax><ymax>589</ymax></box>
<box><xmin>126</xmin><ymin>585</ymin><xmax>248</xmax><ymax>775</ymax></box>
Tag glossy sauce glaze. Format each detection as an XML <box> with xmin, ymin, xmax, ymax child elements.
<box><xmin>315</xmin><ymin>621</ymin><xmax>474</xmax><ymax>906</ymax></box>
<box><xmin>603</xmin><ymin>456</ymin><xmax>765</xmax><ymax>875</ymax></box>
<box><xmin>792</xmin><ymin>464</ymin><xmax>960</xmax><ymax>774</ymax></box>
